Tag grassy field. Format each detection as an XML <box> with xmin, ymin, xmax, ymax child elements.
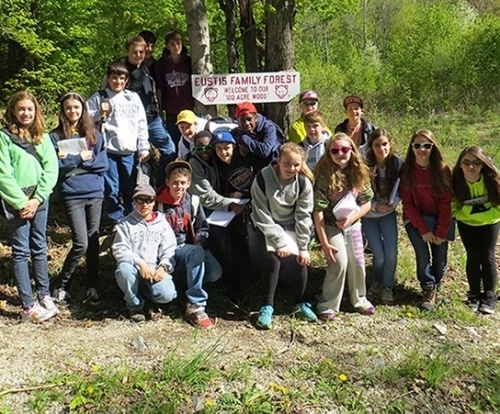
<box><xmin>0</xmin><ymin>112</ymin><xmax>499</xmax><ymax>413</ymax></box>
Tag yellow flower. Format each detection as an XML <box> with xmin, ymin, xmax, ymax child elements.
<box><xmin>205</xmin><ymin>400</ymin><xmax>215</xmax><ymax>407</ymax></box>
<box><xmin>87</xmin><ymin>386</ymin><xmax>94</xmax><ymax>395</ymax></box>
<box><xmin>270</xmin><ymin>383</ymin><xmax>287</xmax><ymax>395</ymax></box>
<box><xmin>406</xmin><ymin>312</ymin><xmax>413</xmax><ymax>318</ymax></box>
<box><xmin>338</xmin><ymin>373</ymin><xmax>348</xmax><ymax>382</ymax></box>
<box><xmin>91</xmin><ymin>364</ymin><xmax>99</xmax><ymax>372</ymax></box>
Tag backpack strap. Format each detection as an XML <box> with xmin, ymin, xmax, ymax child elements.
<box><xmin>1</xmin><ymin>128</ymin><xmax>42</xmax><ymax>166</ymax></box>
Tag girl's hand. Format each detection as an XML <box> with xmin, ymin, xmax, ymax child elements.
<box><xmin>80</xmin><ymin>150</ymin><xmax>93</xmax><ymax>161</ymax></box>
<box><xmin>336</xmin><ymin>216</ymin><xmax>353</xmax><ymax>230</ymax></box>
<box><xmin>19</xmin><ymin>199</ymin><xmax>40</xmax><ymax>220</ymax></box>
<box><xmin>422</xmin><ymin>232</ymin><xmax>434</xmax><ymax>243</ymax></box>
<box><xmin>433</xmin><ymin>236</ymin><xmax>445</xmax><ymax>245</ymax></box>
<box><xmin>58</xmin><ymin>152</ymin><xmax>67</xmax><ymax>159</ymax></box>
<box><xmin>275</xmin><ymin>247</ymin><xmax>290</xmax><ymax>258</ymax></box>
<box><xmin>297</xmin><ymin>250</ymin><xmax>310</xmax><ymax>267</ymax></box>
<box><xmin>321</xmin><ymin>242</ymin><xmax>338</xmax><ymax>263</ymax></box>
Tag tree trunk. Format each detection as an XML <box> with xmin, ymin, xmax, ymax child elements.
<box><xmin>219</xmin><ymin>0</ymin><xmax>238</xmax><ymax>117</ymax></box>
<box><xmin>238</xmin><ymin>0</ymin><xmax>261</xmax><ymax>73</ymax></box>
<box><xmin>263</xmin><ymin>0</ymin><xmax>295</xmax><ymax>134</ymax></box>
<box><xmin>183</xmin><ymin>0</ymin><xmax>217</xmax><ymax>116</ymax></box>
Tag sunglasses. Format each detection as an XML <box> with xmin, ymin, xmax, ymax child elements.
<box><xmin>329</xmin><ymin>146</ymin><xmax>352</xmax><ymax>155</ymax></box>
<box><xmin>135</xmin><ymin>197</ymin><xmax>155</xmax><ymax>205</ymax></box>
<box><xmin>411</xmin><ymin>143</ymin><xmax>434</xmax><ymax>150</ymax></box>
<box><xmin>461</xmin><ymin>160</ymin><xmax>483</xmax><ymax>168</ymax></box>
<box><xmin>301</xmin><ymin>100</ymin><xmax>318</xmax><ymax>106</ymax></box>
<box><xmin>194</xmin><ymin>144</ymin><xmax>212</xmax><ymax>153</ymax></box>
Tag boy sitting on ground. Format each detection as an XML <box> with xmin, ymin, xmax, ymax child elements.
<box><xmin>112</xmin><ymin>183</ymin><xmax>177</xmax><ymax>322</ymax></box>
<box><xmin>156</xmin><ymin>160</ymin><xmax>222</xmax><ymax>328</ymax></box>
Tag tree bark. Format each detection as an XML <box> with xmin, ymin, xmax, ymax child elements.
<box><xmin>183</xmin><ymin>0</ymin><xmax>217</xmax><ymax>116</ymax></box>
<box><xmin>219</xmin><ymin>0</ymin><xmax>238</xmax><ymax>117</ymax></box>
<box><xmin>263</xmin><ymin>0</ymin><xmax>295</xmax><ymax>133</ymax></box>
<box><xmin>238</xmin><ymin>0</ymin><xmax>261</xmax><ymax>73</ymax></box>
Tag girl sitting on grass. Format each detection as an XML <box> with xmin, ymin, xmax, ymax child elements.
<box><xmin>399</xmin><ymin>130</ymin><xmax>453</xmax><ymax>311</ymax></box>
<box><xmin>313</xmin><ymin>133</ymin><xmax>375</xmax><ymax>320</ymax></box>
<box><xmin>452</xmin><ymin>145</ymin><xmax>500</xmax><ymax>314</ymax></box>
<box><xmin>250</xmin><ymin>142</ymin><xmax>316</xmax><ymax>329</ymax></box>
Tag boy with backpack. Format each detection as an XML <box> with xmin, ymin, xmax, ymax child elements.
<box><xmin>87</xmin><ymin>61</ymin><xmax>150</xmax><ymax>223</ymax></box>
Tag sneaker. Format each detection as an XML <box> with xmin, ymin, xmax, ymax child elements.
<box><xmin>22</xmin><ymin>302</ymin><xmax>57</xmax><ymax>322</ymax></box>
<box><xmin>256</xmin><ymin>305</ymin><xmax>274</xmax><ymax>329</ymax></box>
<box><xmin>360</xmin><ymin>306</ymin><xmax>376</xmax><ymax>316</ymax></box>
<box><xmin>129</xmin><ymin>309</ymin><xmax>146</xmax><ymax>323</ymax></box>
<box><xmin>367</xmin><ymin>281</ymin><xmax>383</xmax><ymax>299</ymax></box>
<box><xmin>381</xmin><ymin>287</ymin><xmax>394</xmax><ymax>305</ymax></box>
<box><xmin>185</xmin><ymin>304</ymin><xmax>215</xmax><ymax>329</ymax></box>
<box><xmin>466</xmin><ymin>295</ymin><xmax>480</xmax><ymax>312</ymax></box>
<box><xmin>479</xmin><ymin>291</ymin><xmax>496</xmax><ymax>315</ymax></box>
<box><xmin>421</xmin><ymin>285</ymin><xmax>437</xmax><ymax>311</ymax></box>
<box><xmin>53</xmin><ymin>288</ymin><xmax>70</xmax><ymax>306</ymax></box>
<box><xmin>85</xmin><ymin>288</ymin><xmax>101</xmax><ymax>306</ymax></box>
<box><xmin>39</xmin><ymin>295</ymin><xmax>59</xmax><ymax>315</ymax></box>
<box><xmin>319</xmin><ymin>310</ymin><xmax>336</xmax><ymax>321</ymax></box>
<box><xmin>294</xmin><ymin>302</ymin><xmax>318</xmax><ymax>322</ymax></box>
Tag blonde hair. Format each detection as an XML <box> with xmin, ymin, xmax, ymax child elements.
<box><xmin>313</xmin><ymin>133</ymin><xmax>371</xmax><ymax>192</ymax></box>
<box><xmin>278</xmin><ymin>142</ymin><xmax>314</xmax><ymax>183</ymax></box>
<box><xmin>3</xmin><ymin>91</ymin><xmax>45</xmax><ymax>144</ymax></box>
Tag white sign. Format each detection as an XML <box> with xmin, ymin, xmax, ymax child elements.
<box><xmin>192</xmin><ymin>71</ymin><xmax>300</xmax><ymax>105</ymax></box>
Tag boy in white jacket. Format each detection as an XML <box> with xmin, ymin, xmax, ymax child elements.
<box><xmin>87</xmin><ymin>61</ymin><xmax>150</xmax><ymax>222</ymax></box>
<box><xmin>112</xmin><ymin>183</ymin><xmax>177</xmax><ymax>322</ymax></box>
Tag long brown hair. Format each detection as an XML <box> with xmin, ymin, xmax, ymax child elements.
<box><xmin>452</xmin><ymin>145</ymin><xmax>500</xmax><ymax>206</ymax></box>
<box><xmin>277</xmin><ymin>142</ymin><xmax>314</xmax><ymax>183</ymax></box>
<box><xmin>3</xmin><ymin>91</ymin><xmax>45</xmax><ymax>144</ymax></box>
<box><xmin>365</xmin><ymin>128</ymin><xmax>401</xmax><ymax>196</ymax></box>
<box><xmin>313</xmin><ymin>133</ymin><xmax>371</xmax><ymax>192</ymax></box>
<box><xmin>54</xmin><ymin>92</ymin><xmax>97</xmax><ymax>145</ymax></box>
<box><xmin>400</xmin><ymin>129</ymin><xmax>451</xmax><ymax>196</ymax></box>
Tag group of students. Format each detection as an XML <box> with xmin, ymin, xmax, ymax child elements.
<box><xmin>0</xmin><ymin>71</ymin><xmax>499</xmax><ymax>328</ymax></box>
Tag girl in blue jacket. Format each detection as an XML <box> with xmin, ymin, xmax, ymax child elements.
<box><xmin>50</xmin><ymin>92</ymin><xmax>109</xmax><ymax>306</ymax></box>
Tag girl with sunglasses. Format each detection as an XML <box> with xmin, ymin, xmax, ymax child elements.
<box><xmin>452</xmin><ymin>146</ymin><xmax>500</xmax><ymax>314</ymax></box>
<box><xmin>362</xmin><ymin>129</ymin><xmax>404</xmax><ymax>304</ymax></box>
<box><xmin>50</xmin><ymin>92</ymin><xmax>109</xmax><ymax>306</ymax></box>
<box><xmin>400</xmin><ymin>130</ymin><xmax>453</xmax><ymax>311</ymax></box>
<box><xmin>313</xmin><ymin>133</ymin><xmax>375</xmax><ymax>320</ymax></box>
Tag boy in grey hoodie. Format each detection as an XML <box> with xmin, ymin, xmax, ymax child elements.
<box><xmin>112</xmin><ymin>183</ymin><xmax>177</xmax><ymax>322</ymax></box>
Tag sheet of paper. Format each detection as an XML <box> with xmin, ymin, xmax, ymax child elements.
<box><xmin>206</xmin><ymin>210</ymin><xmax>236</xmax><ymax>227</ymax></box>
<box><xmin>332</xmin><ymin>191</ymin><xmax>360</xmax><ymax>220</ymax></box>
<box><xmin>57</xmin><ymin>137</ymin><xmax>87</xmax><ymax>155</ymax></box>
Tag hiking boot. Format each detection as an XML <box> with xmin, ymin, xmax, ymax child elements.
<box><xmin>22</xmin><ymin>302</ymin><xmax>57</xmax><ymax>322</ymax></box>
<box><xmin>185</xmin><ymin>304</ymin><xmax>215</xmax><ymax>329</ymax></box>
<box><xmin>466</xmin><ymin>294</ymin><xmax>480</xmax><ymax>312</ymax></box>
<box><xmin>381</xmin><ymin>287</ymin><xmax>394</xmax><ymax>305</ymax></box>
<box><xmin>256</xmin><ymin>305</ymin><xmax>274</xmax><ymax>329</ymax></box>
<box><xmin>421</xmin><ymin>285</ymin><xmax>437</xmax><ymax>311</ymax></box>
<box><xmin>294</xmin><ymin>302</ymin><xmax>318</xmax><ymax>322</ymax></box>
<box><xmin>85</xmin><ymin>287</ymin><xmax>102</xmax><ymax>306</ymax></box>
<box><xmin>53</xmin><ymin>288</ymin><xmax>70</xmax><ymax>306</ymax></box>
<box><xmin>479</xmin><ymin>291</ymin><xmax>496</xmax><ymax>315</ymax></box>
<box><xmin>130</xmin><ymin>309</ymin><xmax>146</xmax><ymax>323</ymax></box>
<box><xmin>39</xmin><ymin>295</ymin><xmax>59</xmax><ymax>315</ymax></box>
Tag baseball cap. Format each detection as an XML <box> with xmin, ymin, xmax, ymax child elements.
<box><xmin>299</xmin><ymin>90</ymin><xmax>318</xmax><ymax>103</ymax></box>
<box><xmin>133</xmin><ymin>183</ymin><xmax>156</xmax><ymax>199</ymax></box>
<box><xmin>211</xmin><ymin>131</ymin><xmax>236</xmax><ymax>145</ymax></box>
<box><xmin>343</xmin><ymin>95</ymin><xmax>364</xmax><ymax>109</ymax></box>
<box><xmin>176</xmin><ymin>110</ymin><xmax>197</xmax><ymax>125</ymax></box>
<box><xmin>165</xmin><ymin>159</ymin><xmax>192</xmax><ymax>177</ymax></box>
<box><xmin>234</xmin><ymin>101</ymin><xmax>257</xmax><ymax>118</ymax></box>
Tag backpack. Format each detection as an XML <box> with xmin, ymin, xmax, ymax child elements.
<box><xmin>205</xmin><ymin>116</ymin><xmax>239</xmax><ymax>134</ymax></box>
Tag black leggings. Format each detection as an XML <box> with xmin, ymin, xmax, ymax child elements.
<box><xmin>457</xmin><ymin>221</ymin><xmax>499</xmax><ymax>295</ymax></box>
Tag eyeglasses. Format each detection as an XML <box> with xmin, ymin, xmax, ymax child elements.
<box><xmin>329</xmin><ymin>146</ymin><xmax>352</xmax><ymax>155</ymax></box>
<box><xmin>461</xmin><ymin>160</ymin><xmax>483</xmax><ymax>168</ymax></box>
<box><xmin>135</xmin><ymin>197</ymin><xmax>155</xmax><ymax>205</ymax></box>
<box><xmin>194</xmin><ymin>144</ymin><xmax>212</xmax><ymax>153</ymax></box>
<box><xmin>301</xmin><ymin>100</ymin><xmax>318</xmax><ymax>106</ymax></box>
<box><xmin>411</xmin><ymin>143</ymin><xmax>434</xmax><ymax>150</ymax></box>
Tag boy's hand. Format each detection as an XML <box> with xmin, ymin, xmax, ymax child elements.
<box><xmin>139</xmin><ymin>262</ymin><xmax>153</xmax><ymax>281</ymax></box>
<box><xmin>139</xmin><ymin>152</ymin><xmax>150</xmax><ymax>163</ymax></box>
<box><xmin>153</xmin><ymin>266</ymin><xmax>165</xmax><ymax>282</ymax></box>
<box><xmin>19</xmin><ymin>199</ymin><xmax>40</xmax><ymax>219</ymax></box>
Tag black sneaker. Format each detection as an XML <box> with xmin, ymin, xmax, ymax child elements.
<box><xmin>85</xmin><ymin>288</ymin><xmax>102</xmax><ymax>306</ymax></box>
<box><xmin>479</xmin><ymin>291</ymin><xmax>496</xmax><ymax>315</ymax></box>
<box><xmin>466</xmin><ymin>294</ymin><xmax>480</xmax><ymax>312</ymax></box>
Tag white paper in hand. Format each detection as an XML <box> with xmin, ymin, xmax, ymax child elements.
<box><xmin>57</xmin><ymin>137</ymin><xmax>87</xmax><ymax>155</ymax></box>
<box><xmin>332</xmin><ymin>191</ymin><xmax>360</xmax><ymax>220</ymax></box>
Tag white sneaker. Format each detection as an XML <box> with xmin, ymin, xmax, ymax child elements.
<box><xmin>22</xmin><ymin>302</ymin><xmax>57</xmax><ymax>322</ymax></box>
<box><xmin>53</xmin><ymin>288</ymin><xmax>70</xmax><ymax>305</ymax></box>
<box><xmin>40</xmin><ymin>295</ymin><xmax>59</xmax><ymax>315</ymax></box>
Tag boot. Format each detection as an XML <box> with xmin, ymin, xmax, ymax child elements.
<box><xmin>421</xmin><ymin>285</ymin><xmax>437</xmax><ymax>311</ymax></box>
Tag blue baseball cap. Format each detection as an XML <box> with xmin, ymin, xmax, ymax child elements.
<box><xmin>211</xmin><ymin>131</ymin><xmax>236</xmax><ymax>145</ymax></box>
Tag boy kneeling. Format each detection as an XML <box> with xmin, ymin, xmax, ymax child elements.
<box><xmin>156</xmin><ymin>160</ymin><xmax>222</xmax><ymax>328</ymax></box>
<box><xmin>112</xmin><ymin>183</ymin><xmax>177</xmax><ymax>322</ymax></box>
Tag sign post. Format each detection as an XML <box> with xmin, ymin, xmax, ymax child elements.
<box><xmin>192</xmin><ymin>71</ymin><xmax>301</xmax><ymax>105</ymax></box>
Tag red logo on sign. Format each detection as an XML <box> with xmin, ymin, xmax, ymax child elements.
<box><xmin>204</xmin><ymin>87</ymin><xmax>218</xmax><ymax>102</ymax></box>
<box><xmin>275</xmin><ymin>85</ymin><xmax>288</xmax><ymax>99</ymax></box>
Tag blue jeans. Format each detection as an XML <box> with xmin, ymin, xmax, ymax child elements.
<box><xmin>362</xmin><ymin>212</ymin><xmax>398</xmax><ymax>289</ymax></box>
<box><xmin>58</xmin><ymin>197</ymin><xmax>103</xmax><ymax>290</ymax></box>
<box><xmin>115</xmin><ymin>262</ymin><xmax>177</xmax><ymax>311</ymax></box>
<box><xmin>165</xmin><ymin>113</ymin><xmax>182</xmax><ymax>149</ymax></box>
<box><xmin>104</xmin><ymin>153</ymin><xmax>137</xmax><ymax>222</ymax></box>
<box><xmin>174</xmin><ymin>244</ymin><xmax>222</xmax><ymax>306</ymax></box>
<box><xmin>148</xmin><ymin>116</ymin><xmax>176</xmax><ymax>186</ymax></box>
<box><xmin>8</xmin><ymin>201</ymin><xmax>50</xmax><ymax>309</ymax></box>
<box><xmin>405</xmin><ymin>222</ymin><xmax>448</xmax><ymax>288</ymax></box>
